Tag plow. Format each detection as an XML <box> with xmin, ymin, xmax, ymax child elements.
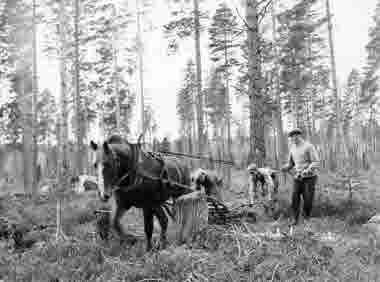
<box><xmin>93</xmin><ymin>184</ymin><xmax>258</xmax><ymax>245</ymax></box>
<box><xmin>90</xmin><ymin>146</ymin><xmax>258</xmax><ymax>245</ymax></box>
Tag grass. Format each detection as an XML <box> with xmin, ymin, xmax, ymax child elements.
<box><xmin>1</xmin><ymin>169</ymin><xmax>380</xmax><ymax>281</ymax></box>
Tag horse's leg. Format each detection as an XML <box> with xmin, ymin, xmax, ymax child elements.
<box><xmin>143</xmin><ymin>207</ymin><xmax>154</xmax><ymax>251</ymax></box>
<box><xmin>153</xmin><ymin>206</ymin><xmax>169</xmax><ymax>249</ymax></box>
<box><xmin>110</xmin><ymin>198</ymin><xmax>126</xmax><ymax>238</ymax></box>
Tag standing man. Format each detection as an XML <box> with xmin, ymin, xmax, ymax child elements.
<box><xmin>281</xmin><ymin>128</ymin><xmax>320</xmax><ymax>225</ymax></box>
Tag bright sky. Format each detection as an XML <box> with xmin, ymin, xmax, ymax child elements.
<box><xmin>37</xmin><ymin>0</ymin><xmax>378</xmax><ymax>142</ymax></box>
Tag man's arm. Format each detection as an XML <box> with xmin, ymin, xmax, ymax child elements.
<box><xmin>281</xmin><ymin>152</ymin><xmax>295</xmax><ymax>172</ymax></box>
<box><xmin>307</xmin><ymin>144</ymin><xmax>320</xmax><ymax>171</ymax></box>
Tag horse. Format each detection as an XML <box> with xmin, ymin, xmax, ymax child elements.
<box><xmin>90</xmin><ymin>135</ymin><xmax>193</xmax><ymax>251</ymax></box>
<box><xmin>190</xmin><ymin>168</ymin><xmax>223</xmax><ymax>203</ymax></box>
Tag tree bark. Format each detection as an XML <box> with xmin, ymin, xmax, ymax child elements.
<box><xmin>20</xmin><ymin>72</ymin><xmax>33</xmax><ymax>195</ymax></box>
<box><xmin>224</xmin><ymin>11</ymin><xmax>232</xmax><ymax>183</ymax></box>
<box><xmin>271</xmin><ymin>0</ymin><xmax>287</xmax><ymax>165</ymax></box>
<box><xmin>326</xmin><ymin>0</ymin><xmax>347</xmax><ymax>167</ymax></box>
<box><xmin>32</xmin><ymin>0</ymin><xmax>38</xmax><ymax>195</ymax></box>
<box><xmin>58</xmin><ymin>1</ymin><xmax>69</xmax><ymax>184</ymax></box>
<box><xmin>56</xmin><ymin>0</ymin><xmax>69</xmax><ymax>241</ymax></box>
<box><xmin>193</xmin><ymin>0</ymin><xmax>204</xmax><ymax>154</ymax></box>
<box><xmin>246</xmin><ymin>0</ymin><xmax>265</xmax><ymax>166</ymax></box>
<box><xmin>74</xmin><ymin>0</ymin><xmax>83</xmax><ymax>176</ymax></box>
<box><xmin>112</xmin><ymin>5</ymin><xmax>121</xmax><ymax>134</ymax></box>
<box><xmin>136</xmin><ymin>0</ymin><xmax>145</xmax><ymax>142</ymax></box>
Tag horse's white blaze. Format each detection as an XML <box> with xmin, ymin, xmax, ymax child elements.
<box><xmin>97</xmin><ymin>163</ymin><xmax>105</xmax><ymax>198</ymax></box>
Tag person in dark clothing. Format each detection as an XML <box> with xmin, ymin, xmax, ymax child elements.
<box><xmin>281</xmin><ymin>128</ymin><xmax>320</xmax><ymax>225</ymax></box>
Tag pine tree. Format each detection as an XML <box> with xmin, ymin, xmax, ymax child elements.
<box><xmin>246</xmin><ymin>0</ymin><xmax>265</xmax><ymax>166</ymax></box>
<box><xmin>277</xmin><ymin>0</ymin><xmax>328</xmax><ymax>132</ymax></box>
<box><xmin>164</xmin><ymin>0</ymin><xmax>208</xmax><ymax>154</ymax></box>
<box><xmin>177</xmin><ymin>59</ymin><xmax>196</xmax><ymax>154</ymax></box>
<box><xmin>79</xmin><ymin>0</ymin><xmax>136</xmax><ymax>137</ymax></box>
<box><xmin>341</xmin><ymin>69</ymin><xmax>361</xmax><ymax>140</ymax></box>
<box><xmin>208</xmin><ymin>1</ymin><xmax>240</xmax><ymax>168</ymax></box>
<box><xmin>2</xmin><ymin>0</ymin><xmax>35</xmax><ymax>193</ymax></box>
<box><xmin>361</xmin><ymin>0</ymin><xmax>380</xmax><ymax>151</ymax></box>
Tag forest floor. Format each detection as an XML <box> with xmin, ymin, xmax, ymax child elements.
<box><xmin>1</xmin><ymin>168</ymin><xmax>380</xmax><ymax>281</ymax></box>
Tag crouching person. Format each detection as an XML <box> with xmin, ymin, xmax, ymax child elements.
<box><xmin>70</xmin><ymin>175</ymin><xmax>98</xmax><ymax>194</ymax></box>
<box><xmin>247</xmin><ymin>163</ymin><xmax>279</xmax><ymax>205</ymax></box>
<box><xmin>190</xmin><ymin>168</ymin><xmax>223</xmax><ymax>203</ymax></box>
<box><xmin>281</xmin><ymin>128</ymin><xmax>320</xmax><ymax>225</ymax></box>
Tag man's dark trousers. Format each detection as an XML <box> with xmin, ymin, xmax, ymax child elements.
<box><xmin>292</xmin><ymin>176</ymin><xmax>317</xmax><ymax>223</ymax></box>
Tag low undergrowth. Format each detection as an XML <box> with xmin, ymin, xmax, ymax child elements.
<box><xmin>0</xmin><ymin>171</ymin><xmax>380</xmax><ymax>281</ymax></box>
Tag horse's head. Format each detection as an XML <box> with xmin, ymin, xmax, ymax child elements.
<box><xmin>90</xmin><ymin>137</ymin><xmax>139</xmax><ymax>202</ymax></box>
<box><xmin>90</xmin><ymin>140</ymin><xmax>119</xmax><ymax>202</ymax></box>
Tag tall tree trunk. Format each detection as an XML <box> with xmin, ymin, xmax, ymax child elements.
<box><xmin>114</xmin><ymin>48</ymin><xmax>121</xmax><ymax>133</ymax></box>
<box><xmin>326</xmin><ymin>0</ymin><xmax>338</xmax><ymax>120</ymax></box>
<box><xmin>74</xmin><ymin>0</ymin><xmax>83</xmax><ymax>176</ymax></box>
<box><xmin>32</xmin><ymin>0</ymin><xmax>38</xmax><ymax>195</ymax></box>
<box><xmin>246</xmin><ymin>0</ymin><xmax>265</xmax><ymax>166</ymax></box>
<box><xmin>193</xmin><ymin>0</ymin><xmax>204</xmax><ymax>154</ymax></box>
<box><xmin>83</xmin><ymin>95</ymin><xmax>89</xmax><ymax>174</ymax></box>
<box><xmin>306</xmin><ymin>35</ymin><xmax>314</xmax><ymax>139</ymax></box>
<box><xmin>192</xmin><ymin>85</ymin><xmax>198</xmax><ymax>154</ymax></box>
<box><xmin>56</xmin><ymin>0</ymin><xmax>69</xmax><ymax>241</ymax></box>
<box><xmin>326</xmin><ymin>0</ymin><xmax>347</xmax><ymax>167</ymax></box>
<box><xmin>271</xmin><ymin>0</ymin><xmax>287</xmax><ymax>165</ymax></box>
<box><xmin>20</xmin><ymin>71</ymin><xmax>33</xmax><ymax>195</ymax></box>
<box><xmin>112</xmin><ymin>5</ymin><xmax>121</xmax><ymax>134</ymax></box>
<box><xmin>98</xmin><ymin>89</ymin><xmax>106</xmax><ymax>143</ymax></box>
<box><xmin>224</xmin><ymin>15</ymin><xmax>232</xmax><ymax>183</ymax></box>
<box><xmin>294</xmin><ymin>52</ymin><xmax>301</xmax><ymax>128</ymax></box>
<box><xmin>136</xmin><ymin>0</ymin><xmax>145</xmax><ymax>142</ymax></box>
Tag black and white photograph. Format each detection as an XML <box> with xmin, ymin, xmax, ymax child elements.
<box><xmin>0</xmin><ymin>0</ymin><xmax>379</xmax><ymax>281</ymax></box>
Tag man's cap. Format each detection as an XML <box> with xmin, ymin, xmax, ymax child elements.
<box><xmin>288</xmin><ymin>128</ymin><xmax>302</xmax><ymax>137</ymax></box>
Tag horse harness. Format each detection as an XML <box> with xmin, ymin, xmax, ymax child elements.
<box><xmin>108</xmin><ymin>143</ymin><xmax>172</xmax><ymax>192</ymax></box>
